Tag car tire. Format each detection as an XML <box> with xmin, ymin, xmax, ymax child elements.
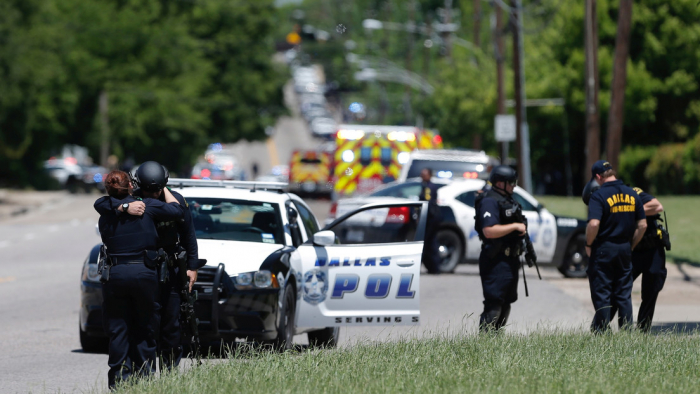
<box><xmin>558</xmin><ymin>233</ymin><xmax>589</xmax><ymax>278</ymax></box>
<box><xmin>79</xmin><ymin>325</ymin><xmax>108</xmax><ymax>353</ymax></box>
<box><xmin>436</xmin><ymin>229</ymin><xmax>464</xmax><ymax>273</ymax></box>
<box><xmin>308</xmin><ymin>327</ymin><xmax>340</xmax><ymax>348</ymax></box>
<box><xmin>267</xmin><ymin>285</ymin><xmax>296</xmax><ymax>352</ymax></box>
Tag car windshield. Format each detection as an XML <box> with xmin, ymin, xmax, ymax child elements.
<box><xmin>188</xmin><ymin>198</ymin><xmax>284</xmax><ymax>244</ymax></box>
<box><xmin>407</xmin><ymin>159</ymin><xmax>487</xmax><ymax>180</ymax></box>
<box><xmin>370</xmin><ymin>182</ymin><xmax>423</xmax><ymax>198</ymax></box>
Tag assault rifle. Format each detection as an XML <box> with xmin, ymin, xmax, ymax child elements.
<box><xmin>514</xmin><ymin>211</ymin><xmax>541</xmax><ymax>297</ymax></box>
<box><xmin>174</xmin><ymin>248</ymin><xmax>204</xmax><ymax>361</ymax></box>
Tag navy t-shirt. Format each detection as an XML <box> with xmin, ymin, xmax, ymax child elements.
<box><xmin>587</xmin><ymin>180</ymin><xmax>645</xmax><ymax>246</ymax></box>
<box><xmin>633</xmin><ymin>187</ymin><xmax>658</xmax><ymax>237</ymax></box>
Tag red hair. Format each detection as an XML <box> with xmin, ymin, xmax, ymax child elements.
<box><xmin>104</xmin><ymin>170</ymin><xmax>130</xmax><ymax>198</ymax></box>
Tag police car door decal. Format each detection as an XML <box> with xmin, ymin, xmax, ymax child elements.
<box><xmin>294</xmin><ymin>202</ymin><xmax>427</xmax><ymax>327</ymax></box>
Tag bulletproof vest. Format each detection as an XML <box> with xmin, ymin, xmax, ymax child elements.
<box><xmin>474</xmin><ymin>189</ymin><xmax>523</xmax><ymax>245</ymax></box>
<box><xmin>636</xmin><ymin>214</ymin><xmax>663</xmax><ymax>250</ymax></box>
<box><xmin>133</xmin><ymin>188</ymin><xmax>181</xmax><ymax>249</ymax></box>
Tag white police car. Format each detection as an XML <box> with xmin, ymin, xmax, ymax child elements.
<box><xmin>328</xmin><ymin>179</ymin><xmax>588</xmax><ymax>278</ymax></box>
<box><xmin>168</xmin><ymin>179</ymin><xmax>428</xmax><ymax>350</ymax></box>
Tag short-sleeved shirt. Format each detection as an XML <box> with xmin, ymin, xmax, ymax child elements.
<box><xmin>587</xmin><ymin>179</ymin><xmax>645</xmax><ymax>246</ymax></box>
<box><xmin>633</xmin><ymin>187</ymin><xmax>658</xmax><ymax>238</ymax></box>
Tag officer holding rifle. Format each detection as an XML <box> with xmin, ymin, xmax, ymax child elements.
<box><xmin>474</xmin><ymin>166</ymin><xmax>537</xmax><ymax>332</ymax></box>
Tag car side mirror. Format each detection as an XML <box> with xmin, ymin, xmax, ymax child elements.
<box><xmin>287</xmin><ymin>206</ymin><xmax>298</xmax><ymax>223</ymax></box>
<box><xmin>313</xmin><ymin>230</ymin><xmax>336</xmax><ymax>246</ymax></box>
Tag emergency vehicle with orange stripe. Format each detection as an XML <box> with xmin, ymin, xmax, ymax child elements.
<box><xmin>288</xmin><ymin>150</ymin><xmax>333</xmax><ymax>197</ymax></box>
<box><xmin>332</xmin><ymin>125</ymin><xmax>443</xmax><ymax>197</ymax></box>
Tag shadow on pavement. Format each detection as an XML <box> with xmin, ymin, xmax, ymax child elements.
<box><xmin>651</xmin><ymin>322</ymin><xmax>700</xmax><ymax>335</ymax></box>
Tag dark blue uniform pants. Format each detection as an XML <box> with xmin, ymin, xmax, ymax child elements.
<box><xmin>101</xmin><ymin>263</ymin><xmax>158</xmax><ymax>389</ymax></box>
<box><xmin>479</xmin><ymin>251</ymin><xmax>520</xmax><ymax>331</ymax></box>
<box><xmin>610</xmin><ymin>246</ymin><xmax>667</xmax><ymax>332</ymax></box>
<box><xmin>154</xmin><ymin>267</ymin><xmax>182</xmax><ymax>370</ymax></box>
<box><xmin>422</xmin><ymin>218</ymin><xmax>441</xmax><ymax>273</ymax></box>
<box><xmin>587</xmin><ymin>242</ymin><xmax>633</xmax><ymax>332</ymax></box>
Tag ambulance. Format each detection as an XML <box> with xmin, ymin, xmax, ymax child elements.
<box><xmin>288</xmin><ymin>149</ymin><xmax>333</xmax><ymax>197</ymax></box>
<box><xmin>332</xmin><ymin>125</ymin><xmax>442</xmax><ymax>197</ymax></box>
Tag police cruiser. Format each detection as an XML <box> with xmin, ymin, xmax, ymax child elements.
<box><xmin>80</xmin><ymin>179</ymin><xmax>428</xmax><ymax>352</ymax></box>
<box><xmin>328</xmin><ymin>179</ymin><xmax>588</xmax><ymax>278</ymax></box>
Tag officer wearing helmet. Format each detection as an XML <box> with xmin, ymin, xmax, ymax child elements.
<box><xmin>133</xmin><ymin>161</ymin><xmax>200</xmax><ymax>369</ymax></box>
<box><xmin>420</xmin><ymin>168</ymin><xmax>443</xmax><ymax>274</ymax></box>
<box><xmin>584</xmin><ymin>160</ymin><xmax>646</xmax><ymax>333</ymax></box>
<box><xmin>474</xmin><ymin>165</ymin><xmax>527</xmax><ymax>332</ymax></box>
<box><xmin>583</xmin><ymin>175</ymin><xmax>667</xmax><ymax>332</ymax></box>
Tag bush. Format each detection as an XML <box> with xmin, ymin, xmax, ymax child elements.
<box><xmin>645</xmin><ymin>143</ymin><xmax>686</xmax><ymax>194</ymax></box>
<box><xmin>683</xmin><ymin>132</ymin><xmax>700</xmax><ymax>192</ymax></box>
<box><xmin>618</xmin><ymin>145</ymin><xmax>657</xmax><ymax>190</ymax></box>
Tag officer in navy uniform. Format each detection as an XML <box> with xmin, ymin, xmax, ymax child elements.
<box><xmin>419</xmin><ymin>168</ymin><xmax>443</xmax><ymax>274</ymax></box>
<box><xmin>585</xmin><ymin>160</ymin><xmax>646</xmax><ymax>332</ymax></box>
<box><xmin>133</xmin><ymin>161</ymin><xmax>200</xmax><ymax>369</ymax></box>
<box><xmin>585</xmin><ymin>181</ymin><xmax>667</xmax><ymax>332</ymax></box>
<box><xmin>95</xmin><ymin>170</ymin><xmax>183</xmax><ymax>389</ymax></box>
<box><xmin>474</xmin><ymin>166</ymin><xmax>526</xmax><ymax>332</ymax></box>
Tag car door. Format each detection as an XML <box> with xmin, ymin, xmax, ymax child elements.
<box><xmin>292</xmin><ymin>201</ymin><xmax>428</xmax><ymax>328</ymax></box>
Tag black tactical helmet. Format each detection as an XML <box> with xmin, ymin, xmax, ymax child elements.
<box><xmin>489</xmin><ymin>165</ymin><xmax>518</xmax><ymax>185</ymax></box>
<box><xmin>582</xmin><ymin>178</ymin><xmax>601</xmax><ymax>206</ymax></box>
<box><xmin>134</xmin><ymin>161</ymin><xmax>167</xmax><ymax>192</ymax></box>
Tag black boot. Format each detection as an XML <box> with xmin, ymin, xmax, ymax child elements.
<box><xmin>495</xmin><ymin>303</ymin><xmax>511</xmax><ymax>330</ymax></box>
<box><xmin>479</xmin><ymin>302</ymin><xmax>502</xmax><ymax>333</ymax></box>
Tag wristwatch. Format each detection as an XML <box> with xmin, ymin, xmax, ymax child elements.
<box><xmin>121</xmin><ymin>203</ymin><xmax>129</xmax><ymax>212</ymax></box>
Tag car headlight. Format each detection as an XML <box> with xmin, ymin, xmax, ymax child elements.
<box><xmin>82</xmin><ymin>263</ymin><xmax>100</xmax><ymax>283</ymax></box>
<box><xmin>232</xmin><ymin>270</ymin><xmax>279</xmax><ymax>290</ymax></box>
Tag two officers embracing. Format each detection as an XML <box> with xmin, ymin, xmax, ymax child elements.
<box><xmin>94</xmin><ymin>161</ymin><xmax>202</xmax><ymax>389</ymax></box>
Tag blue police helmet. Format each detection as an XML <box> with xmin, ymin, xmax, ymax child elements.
<box><xmin>489</xmin><ymin>165</ymin><xmax>518</xmax><ymax>185</ymax></box>
<box><xmin>582</xmin><ymin>178</ymin><xmax>601</xmax><ymax>206</ymax></box>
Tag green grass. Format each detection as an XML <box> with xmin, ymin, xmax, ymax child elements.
<box><xmin>536</xmin><ymin>195</ymin><xmax>700</xmax><ymax>265</ymax></box>
<box><xmin>113</xmin><ymin>331</ymin><xmax>700</xmax><ymax>394</ymax></box>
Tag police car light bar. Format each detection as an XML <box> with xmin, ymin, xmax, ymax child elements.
<box><xmin>168</xmin><ymin>178</ymin><xmax>288</xmax><ymax>192</ymax></box>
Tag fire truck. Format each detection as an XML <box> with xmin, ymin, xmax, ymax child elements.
<box><xmin>332</xmin><ymin>124</ymin><xmax>442</xmax><ymax>197</ymax></box>
<box><xmin>288</xmin><ymin>149</ymin><xmax>333</xmax><ymax>197</ymax></box>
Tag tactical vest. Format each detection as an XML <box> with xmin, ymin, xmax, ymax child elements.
<box><xmin>474</xmin><ymin>189</ymin><xmax>523</xmax><ymax>247</ymax></box>
<box><xmin>636</xmin><ymin>214</ymin><xmax>664</xmax><ymax>250</ymax></box>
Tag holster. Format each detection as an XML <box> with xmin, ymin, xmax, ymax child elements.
<box><xmin>144</xmin><ymin>250</ymin><xmax>160</xmax><ymax>269</ymax></box>
<box><xmin>98</xmin><ymin>245</ymin><xmax>111</xmax><ymax>283</ymax></box>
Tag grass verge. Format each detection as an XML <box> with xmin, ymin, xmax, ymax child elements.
<box><xmin>115</xmin><ymin>330</ymin><xmax>700</xmax><ymax>394</ymax></box>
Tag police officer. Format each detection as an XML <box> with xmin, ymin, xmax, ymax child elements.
<box><xmin>95</xmin><ymin>170</ymin><xmax>183</xmax><ymax>389</ymax></box>
<box><xmin>585</xmin><ymin>160</ymin><xmax>646</xmax><ymax>332</ymax></box>
<box><xmin>419</xmin><ymin>168</ymin><xmax>443</xmax><ymax>274</ymax></box>
<box><xmin>589</xmin><ymin>185</ymin><xmax>667</xmax><ymax>332</ymax></box>
<box><xmin>133</xmin><ymin>161</ymin><xmax>200</xmax><ymax>369</ymax></box>
<box><xmin>474</xmin><ymin>166</ymin><xmax>526</xmax><ymax>332</ymax></box>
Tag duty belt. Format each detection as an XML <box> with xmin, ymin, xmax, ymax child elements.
<box><xmin>110</xmin><ymin>257</ymin><xmax>144</xmax><ymax>265</ymax></box>
<box><xmin>504</xmin><ymin>246</ymin><xmax>522</xmax><ymax>257</ymax></box>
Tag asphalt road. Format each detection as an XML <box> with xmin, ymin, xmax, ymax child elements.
<box><xmin>0</xmin><ymin>193</ymin><xmax>593</xmax><ymax>394</ymax></box>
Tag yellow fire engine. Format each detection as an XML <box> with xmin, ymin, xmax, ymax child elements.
<box><xmin>332</xmin><ymin>124</ymin><xmax>442</xmax><ymax>197</ymax></box>
<box><xmin>288</xmin><ymin>150</ymin><xmax>333</xmax><ymax>197</ymax></box>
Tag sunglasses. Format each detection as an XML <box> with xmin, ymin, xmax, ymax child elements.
<box><xmin>507</xmin><ymin>180</ymin><xmax>518</xmax><ymax>186</ymax></box>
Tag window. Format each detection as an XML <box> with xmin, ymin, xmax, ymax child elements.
<box><xmin>370</xmin><ymin>182</ymin><xmax>428</xmax><ymax>199</ymax></box>
<box><xmin>329</xmin><ymin>204</ymin><xmax>422</xmax><ymax>244</ymax></box>
<box><xmin>512</xmin><ymin>192</ymin><xmax>537</xmax><ymax>211</ymax></box>
<box><xmin>456</xmin><ymin>191</ymin><xmax>477</xmax><ymax>207</ymax></box>
<box><xmin>294</xmin><ymin>201</ymin><xmax>319</xmax><ymax>239</ymax></box>
<box><xmin>188</xmin><ymin>198</ymin><xmax>284</xmax><ymax>244</ymax></box>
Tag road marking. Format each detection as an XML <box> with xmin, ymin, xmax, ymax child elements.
<box><xmin>266</xmin><ymin>138</ymin><xmax>279</xmax><ymax>167</ymax></box>
<box><xmin>0</xmin><ymin>277</ymin><xmax>16</xmax><ymax>283</ymax></box>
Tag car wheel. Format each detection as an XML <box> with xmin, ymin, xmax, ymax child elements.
<box><xmin>436</xmin><ymin>229</ymin><xmax>464</xmax><ymax>273</ymax></box>
<box><xmin>308</xmin><ymin>327</ymin><xmax>340</xmax><ymax>348</ymax></box>
<box><xmin>558</xmin><ymin>233</ymin><xmax>588</xmax><ymax>278</ymax></box>
<box><xmin>79</xmin><ymin>325</ymin><xmax>108</xmax><ymax>353</ymax></box>
<box><xmin>268</xmin><ymin>285</ymin><xmax>296</xmax><ymax>352</ymax></box>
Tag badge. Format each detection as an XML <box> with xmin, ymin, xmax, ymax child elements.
<box><xmin>302</xmin><ymin>269</ymin><xmax>328</xmax><ymax>305</ymax></box>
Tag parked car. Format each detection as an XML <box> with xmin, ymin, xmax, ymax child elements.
<box><xmin>398</xmin><ymin>149</ymin><xmax>500</xmax><ymax>183</ymax></box>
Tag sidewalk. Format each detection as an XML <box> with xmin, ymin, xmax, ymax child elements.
<box><xmin>0</xmin><ymin>189</ymin><xmax>68</xmax><ymax>221</ymax></box>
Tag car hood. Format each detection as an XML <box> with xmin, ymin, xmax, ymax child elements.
<box><xmin>197</xmin><ymin>239</ymin><xmax>283</xmax><ymax>275</ymax></box>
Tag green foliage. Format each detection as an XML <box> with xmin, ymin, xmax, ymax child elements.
<box><xmin>0</xmin><ymin>0</ymin><xmax>285</xmax><ymax>187</ymax></box>
<box><xmin>112</xmin><ymin>331</ymin><xmax>700</xmax><ymax>394</ymax></box>
<box><xmin>644</xmin><ymin>143</ymin><xmax>686</xmax><ymax>195</ymax></box>
<box><xmin>618</xmin><ymin>145</ymin><xmax>657</xmax><ymax>190</ymax></box>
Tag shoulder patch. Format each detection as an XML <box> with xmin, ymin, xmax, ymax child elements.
<box><xmin>633</xmin><ymin>187</ymin><xmax>643</xmax><ymax>194</ymax></box>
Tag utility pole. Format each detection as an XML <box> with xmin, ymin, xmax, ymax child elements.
<box><xmin>493</xmin><ymin>1</ymin><xmax>506</xmax><ymax>160</ymax></box>
<box><xmin>511</xmin><ymin>0</ymin><xmax>532</xmax><ymax>193</ymax></box>
<box><xmin>404</xmin><ymin>0</ymin><xmax>416</xmax><ymax>124</ymax></box>
<box><xmin>99</xmin><ymin>90</ymin><xmax>110</xmax><ymax>168</ymax></box>
<box><xmin>584</xmin><ymin>0</ymin><xmax>600</xmax><ymax>183</ymax></box>
<box><xmin>606</xmin><ymin>0</ymin><xmax>633</xmax><ymax>170</ymax></box>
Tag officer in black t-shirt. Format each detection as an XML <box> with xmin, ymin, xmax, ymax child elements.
<box><xmin>585</xmin><ymin>160</ymin><xmax>646</xmax><ymax>332</ymax></box>
<box><xmin>474</xmin><ymin>166</ymin><xmax>526</xmax><ymax>332</ymax></box>
<box><xmin>419</xmin><ymin>168</ymin><xmax>443</xmax><ymax>274</ymax></box>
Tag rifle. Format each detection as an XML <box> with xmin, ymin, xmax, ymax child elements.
<box><xmin>514</xmin><ymin>212</ymin><xmax>541</xmax><ymax>297</ymax></box>
<box><xmin>174</xmin><ymin>248</ymin><xmax>202</xmax><ymax>362</ymax></box>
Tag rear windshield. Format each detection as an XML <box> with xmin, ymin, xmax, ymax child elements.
<box><xmin>406</xmin><ymin>159</ymin><xmax>487</xmax><ymax>180</ymax></box>
<box><xmin>188</xmin><ymin>198</ymin><xmax>284</xmax><ymax>244</ymax></box>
